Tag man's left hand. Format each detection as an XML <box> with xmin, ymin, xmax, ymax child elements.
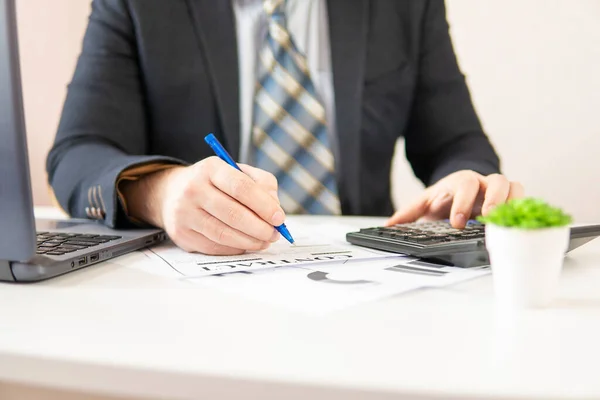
<box><xmin>386</xmin><ymin>171</ymin><xmax>524</xmax><ymax>229</ymax></box>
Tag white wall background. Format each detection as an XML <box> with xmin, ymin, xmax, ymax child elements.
<box><xmin>16</xmin><ymin>0</ymin><xmax>600</xmax><ymax>222</ymax></box>
<box><xmin>17</xmin><ymin>0</ymin><xmax>90</xmax><ymax>207</ymax></box>
<box><xmin>392</xmin><ymin>0</ymin><xmax>600</xmax><ymax>223</ymax></box>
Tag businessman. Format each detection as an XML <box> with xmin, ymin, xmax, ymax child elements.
<box><xmin>47</xmin><ymin>0</ymin><xmax>523</xmax><ymax>255</ymax></box>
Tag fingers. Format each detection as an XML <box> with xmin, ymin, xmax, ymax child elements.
<box><xmin>198</xmin><ymin>185</ymin><xmax>279</xmax><ymax>243</ymax></box>
<box><xmin>386</xmin><ymin>189</ymin><xmax>453</xmax><ymax>227</ymax></box>
<box><xmin>481</xmin><ymin>174</ymin><xmax>510</xmax><ymax>216</ymax></box>
<box><xmin>188</xmin><ymin>207</ymin><xmax>273</xmax><ymax>251</ymax></box>
<box><xmin>173</xmin><ymin>227</ymin><xmax>248</xmax><ymax>256</ymax></box>
<box><xmin>240</xmin><ymin>164</ymin><xmax>277</xmax><ymax>189</ymax></box>
<box><xmin>240</xmin><ymin>164</ymin><xmax>280</xmax><ymax>202</ymax></box>
<box><xmin>508</xmin><ymin>181</ymin><xmax>525</xmax><ymax>199</ymax></box>
<box><xmin>385</xmin><ymin>195</ymin><xmax>429</xmax><ymax>226</ymax></box>
<box><xmin>161</xmin><ymin>158</ymin><xmax>282</xmax><ymax>254</ymax></box>
<box><xmin>481</xmin><ymin>176</ymin><xmax>524</xmax><ymax>215</ymax></box>
<box><xmin>386</xmin><ymin>170</ymin><xmax>525</xmax><ymax>231</ymax></box>
<box><xmin>424</xmin><ymin>191</ymin><xmax>453</xmax><ymax>220</ymax></box>
<box><xmin>210</xmin><ymin>161</ymin><xmax>285</xmax><ymax>226</ymax></box>
<box><xmin>165</xmin><ymin>200</ymin><xmax>272</xmax><ymax>254</ymax></box>
<box><xmin>449</xmin><ymin>175</ymin><xmax>481</xmax><ymax>228</ymax></box>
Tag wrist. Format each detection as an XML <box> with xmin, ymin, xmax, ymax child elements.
<box><xmin>120</xmin><ymin>166</ymin><xmax>183</xmax><ymax>228</ymax></box>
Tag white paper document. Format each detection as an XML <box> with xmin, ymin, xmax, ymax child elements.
<box><xmin>188</xmin><ymin>257</ymin><xmax>490</xmax><ymax>315</ymax></box>
<box><xmin>142</xmin><ymin>219</ymin><xmax>401</xmax><ymax>277</ymax></box>
<box><xmin>145</xmin><ymin>236</ymin><xmax>395</xmax><ymax>277</ymax></box>
<box><xmin>131</xmin><ymin>218</ymin><xmax>490</xmax><ymax>314</ymax></box>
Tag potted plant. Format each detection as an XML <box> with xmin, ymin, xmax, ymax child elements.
<box><xmin>477</xmin><ymin>197</ymin><xmax>572</xmax><ymax>309</ymax></box>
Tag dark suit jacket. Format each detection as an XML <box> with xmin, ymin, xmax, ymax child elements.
<box><xmin>47</xmin><ymin>0</ymin><xmax>500</xmax><ymax>227</ymax></box>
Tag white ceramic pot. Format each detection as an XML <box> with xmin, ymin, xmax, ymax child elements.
<box><xmin>485</xmin><ymin>224</ymin><xmax>570</xmax><ymax>309</ymax></box>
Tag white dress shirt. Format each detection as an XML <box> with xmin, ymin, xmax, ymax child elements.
<box><xmin>232</xmin><ymin>0</ymin><xmax>338</xmax><ymax>164</ymax></box>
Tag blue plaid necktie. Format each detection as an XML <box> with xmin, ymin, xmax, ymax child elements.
<box><xmin>251</xmin><ymin>0</ymin><xmax>341</xmax><ymax>215</ymax></box>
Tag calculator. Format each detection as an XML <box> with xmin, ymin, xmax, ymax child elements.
<box><xmin>346</xmin><ymin>220</ymin><xmax>600</xmax><ymax>268</ymax></box>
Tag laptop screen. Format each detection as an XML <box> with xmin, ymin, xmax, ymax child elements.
<box><xmin>0</xmin><ymin>0</ymin><xmax>37</xmax><ymax>262</ymax></box>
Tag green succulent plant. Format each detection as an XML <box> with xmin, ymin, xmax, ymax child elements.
<box><xmin>477</xmin><ymin>197</ymin><xmax>572</xmax><ymax>229</ymax></box>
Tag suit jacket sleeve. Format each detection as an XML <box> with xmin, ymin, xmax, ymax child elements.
<box><xmin>46</xmin><ymin>0</ymin><xmax>185</xmax><ymax>228</ymax></box>
<box><xmin>404</xmin><ymin>0</ymin><xmax>501</xmax><ymax>186</ymax></box>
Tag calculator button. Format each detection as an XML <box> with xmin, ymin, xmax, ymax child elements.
<box><xmin>410</xmin><ymin>235</ymin><xmax>429</xmax><ymax>240</ymax></box>
<box><xmin>463</xmin><ymin>234</ymin><xmax>484</xmax><ymax>239</ymax></box>
<box><xmin>447</xmin><ymin>231</ymin><xmax>467</xmax><ymax>236</ymax></box>
<box><xmin>429</xmin><ymin>234</ymin><xmax>450</xmax><ymax>239</ymax></box>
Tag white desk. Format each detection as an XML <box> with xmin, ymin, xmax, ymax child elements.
<box><xmin>1</xmin><ymin>208</ymin><xmax>600</xmax><ymax>400</ymax></box>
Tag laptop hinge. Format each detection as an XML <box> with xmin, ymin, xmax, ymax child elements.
<box><xmin>0</xmin><ymin>260</ymin><xmax>16</xmax><ymax>282</ymax></box>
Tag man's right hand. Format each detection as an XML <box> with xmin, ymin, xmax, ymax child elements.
<box><xmin>120</xmin><ymin>157</ymin><xmax>285</xmax><ymax>255</ymax></box>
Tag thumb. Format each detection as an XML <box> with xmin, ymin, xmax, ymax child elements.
<box><xmin>385</xmin><ymin>196</ymin><xmax>428</xmax><ymax>227</ymax></box>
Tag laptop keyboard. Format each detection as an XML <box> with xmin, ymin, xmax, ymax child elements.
<box><xmin>36</xmin><ymin>232</ymin><xmax>122</xmax><ymax>256</ymax></box>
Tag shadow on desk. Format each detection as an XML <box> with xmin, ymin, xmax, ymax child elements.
<box><xmin>551</xmin><ymin>297</ymin><xmax>600</xmax><ymax>310</ymax></box>
<box><xmin>0</xmin><ymin>381</ymin><xmax>137</xmax><ymax>400</ymax></box>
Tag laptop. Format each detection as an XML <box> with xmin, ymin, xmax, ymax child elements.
<box><xmin>0</xmin><ymin>0</ymin><xmax>166</xmax><ymax>282</ymax></box>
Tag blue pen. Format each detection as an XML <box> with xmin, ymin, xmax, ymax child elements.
<box><xmin>204</xmin><ymin>133</ymin><xmax>295</xmax><ymax>244</ymax></box>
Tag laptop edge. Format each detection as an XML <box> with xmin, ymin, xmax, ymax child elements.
<box><xmin>0</xmin><ymin>0</ymin><xmax>165</xmax><ymax>282</ymax></box>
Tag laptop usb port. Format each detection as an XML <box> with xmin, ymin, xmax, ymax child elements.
<box><xmin>90</xmin><ymin>254</ymin><xmax>99</xmax><ymax>262</ymax></box>
<box><xmin>78</xmin><ymin>257</ymin><xmax>87</xmax><ymax>266</ymax></box>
